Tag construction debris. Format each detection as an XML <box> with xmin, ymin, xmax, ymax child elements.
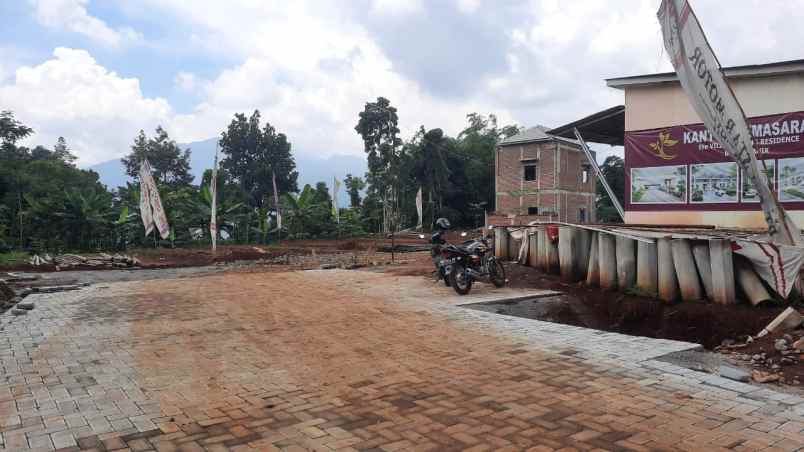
<box><xmin>27</xmin><ymin>253</ymin><xmax>141</xmax><ymax>269</ymax></box>
<box><xmin>757</xmin><ymin>307</ymin><xmax>804</xmax><ymax>338</ymax></box>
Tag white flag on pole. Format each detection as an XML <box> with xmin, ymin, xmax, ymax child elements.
<box><xmin>139</xmin><ymin>161</ymin><xmax>154</xmax><ymax>237</ymax></box>
<box><xmin>332</xmin><ymin>176</ymin><xmax>341</xmax><ymax>224</ymax></box>
<box><xmin>415</xmin><ymin>187</ymin><xmax>423</xmax><ymax>230</ymax></box>
<box><xmin>210</xmin><ymin>144</ymin><xmax>218</xmax><ymax>251</ymax></box>
<box><xmin>657</xmin><ymin>0</ymin><xmax>801</xmax><ymax>245</ymax></box>
<box><xmin>272</xmin><ymin>170</ymin><xmax>282</xmax><ymax>230</ymax></box>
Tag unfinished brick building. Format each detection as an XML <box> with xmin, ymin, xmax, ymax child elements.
<box><xmin>493</xmin><ymin>126</ymin><xmax>596</xmax><ymax>224</ymax></box>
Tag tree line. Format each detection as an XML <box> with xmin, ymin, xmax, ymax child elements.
<box><xmin>0</xmin><ymin>100</ymin><xmax>625</xmax><ymax>253</ymax></box>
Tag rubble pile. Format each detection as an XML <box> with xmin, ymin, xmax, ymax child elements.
<box><xmin>29</xmin><ymin>253</ymin><xmax>141</xmax><ymax>269</ymax></box>
<box><xmin>717</xmin><ymin>308</ymin><xmax>804</xmax><ymax>386</ymax></box>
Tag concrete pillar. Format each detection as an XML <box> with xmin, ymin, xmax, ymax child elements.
<box><xmin>692</xmin><ymin>243</ymin><xmax>714</xmax><ymax>300</ymax></box>
<box><xmin>636</xmin><ymin>241</ymin><xmax>658</xmax><ymax>296</ymax></box>
<box><xmin>546</xmin><ymin>235</ymin><xmax>560</xmax><ymax>274</ymax></box>
<box><xmin>576</xmin><ymin>229</ymin><xmax>592</xmax><ymax>278</ymax></box>
<box><xmin>527</xmin><ymin>230</ymin><xmax>539</xmax><ymax>267</ymax></box>
<box><xmin>671</xmin><ymin>239</ymin><xmax>703</xmax><ymax>301</ymax></box>
<box><xmin>598</xmin><ymin>233</ymin><xmax>617</xmax><ymax>289</ymax></box>
<box><xmin>495</xmin><ymin>228</ymin><xmax>508</xmax><ymax>259</ymax></box>
<box><xmin>709</xmin><ymin>239</ymin><xmax>736</xmax><ymax>305</ymax></box>
<box><xmin>586</xmin><ymin>232</ymin><xmax>599</xmax><ymax>286</ymax></box>
<box><xmin>736</xmin><ymin>259</ymin><xmax>772</xmax><ymax>306</ymax></box>
<box><xmin>507</xmin><ymin>232</ymin><xmax>520</xmax><ymax>261</ymax></box>
<box><xmin>616</xmin><ymin>236</ymin><xmax>636</xmax><ymax>289</ymax></box>
<box><xmin>558</xmin><ymin>226</ymin><xmax>577</xmax><ymax>282</ymax></box>
<box><xmin>657</xmin><ymin>237</ymin><xmax>679</xmax><ymax>303</ymax></box>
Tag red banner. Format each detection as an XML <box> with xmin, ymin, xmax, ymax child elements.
<box><xmin>625</xmin><ymin>111</ymin><xmax>804</xmax><ymax>211</ymax></box>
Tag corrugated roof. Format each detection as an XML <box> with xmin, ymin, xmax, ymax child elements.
<box><xmin>499</xmin><ymin>125</ymin><xmax>579</xmax><ymax>147</ymax></box>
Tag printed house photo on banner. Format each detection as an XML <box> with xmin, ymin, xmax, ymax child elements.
<box><xmin>741</xmin><ymin>160</ymin><xmax>775</xmax><ymax>202</ymax></box>
<box><xmin>691</xmin><ymin>162</ymin><xmax>738</xmax><ymax>203</ymax></box>
<box><xmin>630</xmin><ymin>165</ymin><xmax>687</xmax><ymax>204</ymax></box>
<box><xmin>779</xmin><ymin>157</ymin><xmax>804</xmax><ymax>202</ymax></box>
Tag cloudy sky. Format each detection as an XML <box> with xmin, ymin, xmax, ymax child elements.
<box><xmin>1</xmin><ymin>0</ymin><xmax>802</xmax><ymax>166</ymax></box>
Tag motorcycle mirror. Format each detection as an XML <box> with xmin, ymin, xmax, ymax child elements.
<box><xmin>418</xmin><ymin>234</ymin><xmax>425</xmax><ymax>239</ymax></box>
<box><xmin>460</xmin><ymin>232</ymin><xmax>468</xmax><ymax>237</ymax></box>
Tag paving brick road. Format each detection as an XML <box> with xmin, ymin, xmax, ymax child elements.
<box><xmin>2</xmin><ymin>269</ymin><xmax>804</xmax><ymax>451</ymax></box>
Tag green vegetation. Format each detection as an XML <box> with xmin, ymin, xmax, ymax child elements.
<box><xmin>1</xmin><ymin>101</ymin><xmax>524</xmax><ymax>256</ymax></box>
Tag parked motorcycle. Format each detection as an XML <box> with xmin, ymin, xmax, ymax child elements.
<box><xmin>421</xmin><ymin>226</ymin><xmax>506</xmax><ymax>295</ymax></box>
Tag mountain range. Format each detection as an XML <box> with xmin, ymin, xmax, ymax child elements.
<box><xmin>88</xmin><ymin>138</ymin><xmax>367</xmax><ymax>207</ymax></box>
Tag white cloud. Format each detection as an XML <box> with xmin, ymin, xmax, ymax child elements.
<box><xmin>0</xmin><ymin>48</ymin><xmax>171</xmax><ymax>165</ymax></box>
<box><xmin>174</xmin><ymin>71</ymin><xmax>203</xmax><ymax>93</ymax></box>
<box><xmin>370</xmin><ymin>0</ymin><xmax>423</xmax><ymax>16</ymax></box>
<box><xmin>29</xmin><ymin>0</ymin><xmax>143</xmax><ymax>48</ymax></box>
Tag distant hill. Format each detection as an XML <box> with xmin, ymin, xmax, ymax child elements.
<box><xmin>88</xmin><ymin>138</ymin><xmax>367</xmax><ymax>207</ymax></box>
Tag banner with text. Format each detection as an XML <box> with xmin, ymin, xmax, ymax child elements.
<box><xmin>626</xmin><ymin>111</ymin><xmax>804</xmax><ymax>211</ymax></box>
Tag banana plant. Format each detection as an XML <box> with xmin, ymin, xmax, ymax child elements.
<box><xmin>196</xmin><ymin>184</ymin><xmax>246</xmax><ymax>240</ymax></box>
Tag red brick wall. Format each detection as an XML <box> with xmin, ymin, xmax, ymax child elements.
<box><xmin>495</xmin><ymin>140</ymin><xmax>596</xmax><ymax>223</ymax></box>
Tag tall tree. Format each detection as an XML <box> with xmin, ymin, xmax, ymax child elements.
<box><xmin>121</xmin><ymin>127</ymin><xmax>193</xmax><ymax>187</ymax></box>
<box><xmin>596</xmin><ymin>155</ymin><xmax>625</xmax><ymax>223</ymax></box>
<box><xmin>53</xmin><ymin>137</ymin><xmax>77</xmax><ymax>166</ymax></box>
<box><xmin>343</xmin><ymin>174</ymin><xmax>365</xmax><ymax>208</ymax></box>
<box><xmin>355</xmin><ymin>97</ymin><xmax>403</xmax><ymax>232</ymax></box>
<box><xmin>219</xmin><ymin>110</ymin><xmax>298</xmax><ymax>209</ymax></box>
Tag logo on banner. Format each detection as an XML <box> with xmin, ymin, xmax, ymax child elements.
<box><xmin>648</xmin><ymin>131</ymin><xmax>679</xmax><ymax>160</ymax></box>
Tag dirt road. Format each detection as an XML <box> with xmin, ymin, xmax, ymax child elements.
<box><xmin>2</xmin><ymin>269</ymin><xmax>804</xmax><ymax>451</ymax></box>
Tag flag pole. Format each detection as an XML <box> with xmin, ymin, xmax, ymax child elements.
<box><xmin>210</xmin><ymin>142</ymin><xmax>218</xmax><ymax>255</ymax></box>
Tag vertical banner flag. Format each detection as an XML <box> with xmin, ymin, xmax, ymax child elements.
<box><xmin>332</xmin><ymin>176</ymin><xmax>341</xmax><ymax>223</ymax></box>
<box><xmin>657</xmin><ymin>0</ymin><xmax>801</xmax><ymax>246</ymax></box>
<box><xmin>272</xmin><ymin>170</ymin><xmax>282</xmax><ymax>230</ymax></box>
<box><xmin>416</xmin><ymin>187</ymin><xmax>423</xmax><ymax>230</ymax></box>
<box><xmin>210</xmin><ymin>144</ymin><xmax>218</xmax><ymax>252</ymax></box>
<box><xmin>139</xmin><ymin>161</ymin><xmax>154</xmax><ymax>237</ymax></box>
<box><xmin>140</xmin><ymin>159</ymin><xmax>171</xmax><ymax>240</ymax></box>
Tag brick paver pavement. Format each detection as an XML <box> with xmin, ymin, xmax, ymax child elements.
<box><xmin>2</xmin><ymin>269</ymin><xmax>804</xmax><ymax>451</ymax></box>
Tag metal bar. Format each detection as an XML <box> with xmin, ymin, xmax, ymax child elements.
<box><xmin>573</xmin><ymin>127</ymin><xmax>624</xmax><ymax>221</ymax></box>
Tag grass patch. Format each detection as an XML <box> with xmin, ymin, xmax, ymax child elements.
<box><xmin>0</xmin><ymin>251</ymin><xmax>29</xmax><ymax>268</ymax></box>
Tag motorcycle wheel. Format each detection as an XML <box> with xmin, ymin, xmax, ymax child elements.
<box><xmin>440</xmin><ymin>267</ymin><xmax>451</xmax><ymax>286</ymax></box>
<box><xmin>488</xmin><ymin>258</ymin><xmax>506</xmax><ymax>287</ymax></box>
<box><xmin>449</xmin><ymin>264</ymin><xmax>473</xmax><ymax>295</ymax></box>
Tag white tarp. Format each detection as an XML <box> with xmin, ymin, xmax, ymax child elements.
<box><xmin>657</xmin><ymin>0</ymin><xmax>801</xmax><ymax>246</ymax></box>
<box><xmin>734</xmin><ymin>240</ymin><xmax>804</xmax><ymax>298</ymax></box>
<box><xmin>415</xmin><ymin>187</ymin><xmax>423</xmax><ymax>230</ymax></box>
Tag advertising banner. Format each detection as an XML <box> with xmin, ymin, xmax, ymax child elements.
<box><xmin>139</xmin><ymin>161</ymin><xmax>154</xmax><ymax>237</ymax></box>
<box><xmin>626</xmin><ymin>111</ymin><xmax>804</xmax><ymax>211</ymax></box>
<box><xmin>657</xmin><ymin>0</ymin><xmax>799</xmax><ymax>243</ymax></box>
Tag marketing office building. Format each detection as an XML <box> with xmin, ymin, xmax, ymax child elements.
<box><xmin>551</xmin><ymin>59</ymin><xmax>804</xmax><ymax>229</ymax></box>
